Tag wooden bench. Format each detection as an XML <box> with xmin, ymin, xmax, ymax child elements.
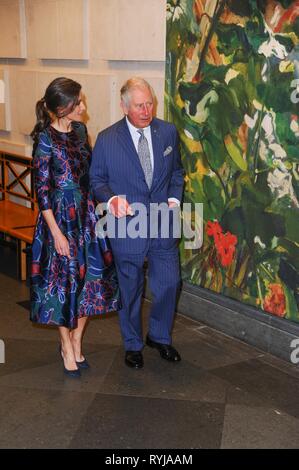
<box><xmin>0</xmin><ymin>150</ymin><xmax>38</xmax><ymax>280</ymax></box>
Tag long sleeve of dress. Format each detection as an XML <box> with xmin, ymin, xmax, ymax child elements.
<box><xmin>33</xmin><ymin>131</ymin><xmax>53</xmax><ymax>211</ymax></box>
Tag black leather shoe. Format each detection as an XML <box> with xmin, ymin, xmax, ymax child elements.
<box><xmin>125</xmin><ymin>351</ymin><xmax>144</xmax><ymax>369</ymax></box>
<box><xmin>146</xmin><ymin>335</ymin><xmax>181</xmax><ymax>362</ymax></box>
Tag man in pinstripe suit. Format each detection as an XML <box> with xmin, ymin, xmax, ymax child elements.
<box><xmin>90</xmin><ymin>77</ymin><xmax>184</xmax><ymax>369</ymax></box>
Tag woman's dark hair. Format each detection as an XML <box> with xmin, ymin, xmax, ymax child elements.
<box><xmin>30</xmin><ymin>77</ymin><xmax>81</xmax><ymax>152</ymax></box>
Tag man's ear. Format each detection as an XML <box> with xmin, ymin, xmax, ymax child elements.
<box><xmin>120</xmin><ymin>100</ymin><xmax>128</xmax><ymax>116</ymax></box>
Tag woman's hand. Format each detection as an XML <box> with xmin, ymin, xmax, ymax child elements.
<box><xmin>53</xmin><ymin>231</ymin><xmax>71</xmax><ymax>258</ymax></box>
<box><xmin>40</xmin><ymin>209</ymin><xmax>71</xmax><ymax>258</ymax></box>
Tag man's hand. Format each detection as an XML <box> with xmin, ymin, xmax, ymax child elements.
<box><xmin>110</xmin><ymin>196</ymin><xmax>134</xmax><ymax>218</ymax></box>
<box><xmin>168</xmin><ymin>200</ymin><xmax>179</xmax><ymax>209</ymax></box>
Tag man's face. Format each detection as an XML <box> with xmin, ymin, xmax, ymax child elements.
<box><xmin>122</xmin><ymin>86</ymin><xmax>154</xmax><ymax>128</ymax></box>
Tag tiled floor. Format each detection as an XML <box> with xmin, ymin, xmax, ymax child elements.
<box><xmin>0</xmin><ymin>270</ymin><xmax>299</xmax><ymax>449</ymax></box>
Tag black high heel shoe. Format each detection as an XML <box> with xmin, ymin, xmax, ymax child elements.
<box><xmin>59</xmin><ymin>345</ymin><xmax>81</xmax><ymax>378</ymax></box>
<box><xmin>76</xmin><ymin>358</ymin><xmax>90</xmax><ymax>369</ymax></box>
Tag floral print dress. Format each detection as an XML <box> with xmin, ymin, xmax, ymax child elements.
<box><xmin>30</xmin><ymin>122</ymin><xmax>121</xmax><ymax>327</ymax></box>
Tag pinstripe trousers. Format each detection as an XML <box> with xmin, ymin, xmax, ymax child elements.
<box><xmin>113</xmin><ymin>241</ymin><xmax>181</xmax><ymax>351</ymax></box>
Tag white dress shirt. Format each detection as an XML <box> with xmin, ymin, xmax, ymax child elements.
<box><xmin>125</xmin><ymin>116</ymin><xmax>154</xmax><ymax>170</ymax></box>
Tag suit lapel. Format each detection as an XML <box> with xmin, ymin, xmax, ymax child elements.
<box><xmin>116</xmin><ymin>118</ymin><xmax>145</xmax><ymax>178</ymax></box>
<box><xmin>151</xmin><ymin>119</ymin><xmax>166</xmax><ymax>190</ymax></box>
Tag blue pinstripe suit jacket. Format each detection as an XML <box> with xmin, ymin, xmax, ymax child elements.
<box><xmin>90</xmin><ymin>117</ymin><xmax>184</xmax><ymax>254</ymax></box>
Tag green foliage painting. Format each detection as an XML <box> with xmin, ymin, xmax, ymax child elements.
<box><xmin>165</xmin><ymin>0</ymin><xmax>299</xmax><ymax>321</ymax></box>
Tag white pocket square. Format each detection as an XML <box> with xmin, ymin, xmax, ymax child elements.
<box><xmin>163</xmin><ymin>146</ymin><xmax>173</xmax><ymax>156</ymax></box>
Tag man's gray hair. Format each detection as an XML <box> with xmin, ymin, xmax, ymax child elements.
<box><xmin>120</xmin><ymin>77</ymin><xmax>155</xmax><ymax>107</ymax></box>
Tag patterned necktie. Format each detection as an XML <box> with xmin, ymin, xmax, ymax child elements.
<box><xmin>137</xmin><ymin>129</ymin><xmax>153</xmax><ymax>188</ymax></box>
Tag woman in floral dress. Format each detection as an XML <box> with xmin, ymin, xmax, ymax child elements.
<box><xmin>30</xmin><ymin>77</ymin><xmax>120</xmax><ymax>377</ymax></box>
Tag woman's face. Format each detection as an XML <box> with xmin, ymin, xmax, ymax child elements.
<box><xmin>65</xmin><ymin>91</ymin><xmax>86</xmax><ymax>122</ymax></box>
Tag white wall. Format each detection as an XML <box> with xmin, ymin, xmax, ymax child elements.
<box><xmin>0</xmin><ymin>0</ymin><xmax>166</xmax><ymax>154</ymax></box>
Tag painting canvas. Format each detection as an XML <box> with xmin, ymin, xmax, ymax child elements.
<box><xmin>165</xmin><ymin>0</ymin><xmax>299</xmax><ymax>321</ymax></box>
